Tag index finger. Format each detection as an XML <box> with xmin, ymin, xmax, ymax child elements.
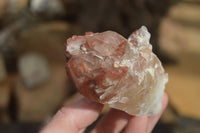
<box><xmin>40</xmin><ymin>96</ymin><xmax>103</xmax><ymax>133</ymax></box>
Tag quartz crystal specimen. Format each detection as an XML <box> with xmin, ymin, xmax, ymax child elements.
<box><xmin>65</xmin><ymin>26</ymin><xmax>168</xmax><ymax>116</ymax></box>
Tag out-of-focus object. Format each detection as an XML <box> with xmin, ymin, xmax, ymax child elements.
<box><xmin>0</xmin><ymin>0</ymin><xmax>7</xmax><ymax>19</ymax></box>
<box><xmin>0</xmin><ymin>55</ymin><xmax>7</xmax><ymax>83</ymax></box>
<box><xmin>18</xmin><ymin>53</ymin><xmax>50</xmax><ymax>89</ymax></box>
<box><xmin>161</xmin><ymin>104</ymin><xmax>179</xmax><ymax>125</ymax></box>
<box><xmin>0</xmin><ymin>75</ymin><xmax>12</xmax><ymax>123</ymax></box>
<box><xmin>0</xmin><ymin>79</ymin><xmax>10</xmax><ymax>110</ymax></box>
<box><xmin>30</xmin><ymin>0</ymin><xmax>66</xmax><ymax>18</ymax></box>
<box><xmin>15</xmin><ymin>65</ymin><xmax>72</xmax><ymax>122</ymax></box>
<box><xmin>7</xmin><ymin>0</ymin><xmax>29</xmax><ymax>14</ymax></box>
<box><xmin>66</xmin><ymin>26</ymin><xmax>168</xmax><ymax>116</ymax></box>
<box><xmin>160</xmin><ymin>1</ymin><xmax>200</xmax><ymax>120</ymax></box>
<box><xmin>0</xmin><ymin>29</ymin><xmax>17</xmax><ymax>55</ymax></box>
<box><xmin>17</xmin><ymin>21</ymin><xmax>79</xmax><ymax>64</ymax></box>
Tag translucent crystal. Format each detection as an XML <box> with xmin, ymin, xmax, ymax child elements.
<box><xmin>65</xmin><ymin>26</ymin><xmax>168</xmax><ymax>116</ymax></box>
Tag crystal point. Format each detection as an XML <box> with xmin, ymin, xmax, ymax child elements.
<box><xmin>65</xmin><ymin>26</ymin><xmax>168</xmax><ymax>116</ymax></box>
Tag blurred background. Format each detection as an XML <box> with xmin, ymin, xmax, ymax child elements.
<box><xmin>0</xmin><ymin>0</ymin><xmax>200</xmax><ymax>133</ymax></box>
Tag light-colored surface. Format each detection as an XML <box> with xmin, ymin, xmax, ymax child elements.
<box><xmin>159</xmin><ymin>2</ymin><xmax>200</xmax><ymax>119</ymax></box>
<box><xmin>30</xmin><ymin>0</ymin><xmax>65</xmax><ymax>17</ymax></box>
<box><xmin>15</xmin><ymin>65</ymin><xmax>71</xmax><ymax>122</ymax></box>
<box><xmin>18</xmin><ymin>53</ymin><xmax>50</xmax><ymax>89</ymax></box>
<box><xmin>165</xmin><ymin>54</ymin><xmax>200</xmax><ymax>119</ymax></box>
<box><xmin>169</xmin><ymin>3</ymin><xmax>200</xmax><ymax>23</ymax></box>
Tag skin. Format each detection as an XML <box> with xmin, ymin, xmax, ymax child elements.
<box><xmin>40</xmin><ymin>93</ymin><xmax>168</xmax><ymax>133</ymax></box>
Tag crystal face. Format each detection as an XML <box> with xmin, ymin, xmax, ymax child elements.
<box><xmin>65</xmin><ymin>26</ymin><xmax>168</xmax><ymax>116</ymax></box>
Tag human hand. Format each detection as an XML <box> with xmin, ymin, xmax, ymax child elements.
<box><xmin>40</xmin><ymin>93</ymin><xmax>168</xmax><ymax>133</ymax></box>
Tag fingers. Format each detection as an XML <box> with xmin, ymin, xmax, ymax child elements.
<box><xmin>123</xmin><ymin>92</ymin><xmax>168</xmax><ymax>133</ymax></box>
<box><xmin>123</xmin><ymin>115</ymin><xmax>148</xmax><ymax>133</ymax></box>
<box><xmin>40</xmin><ymin>96</ymin><xmax>103</xmax><ymax>133</ymax></box>
<box><xmin>40</xmin><ymin>93</ymin><xmax>168</xmax><ymax>133</ymax></box>
<box><xmin>146</xmin><ymin>92</ymin><xmax>168</xmax><ymax>133</ymax></box>
<box><xmin>91</xmin><ymin>109</ymin><xmax>131</xmax><ymax>133</ymax></box>
<box><xmin>92</xmin><ymin>93</ymin><xmax>168</xmax><ymax>133</ymax></box>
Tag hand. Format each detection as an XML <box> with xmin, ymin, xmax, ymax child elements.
<box><xmin>40</xmin><ymin>93</ymin><xmax>168</xmax><ymax>133</ymax></box>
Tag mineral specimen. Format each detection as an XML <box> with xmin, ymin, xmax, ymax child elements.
<box><xmin>65</xmin><ymin>26</ymin><xmax>168</xmax><ymax>116</ymax></box>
